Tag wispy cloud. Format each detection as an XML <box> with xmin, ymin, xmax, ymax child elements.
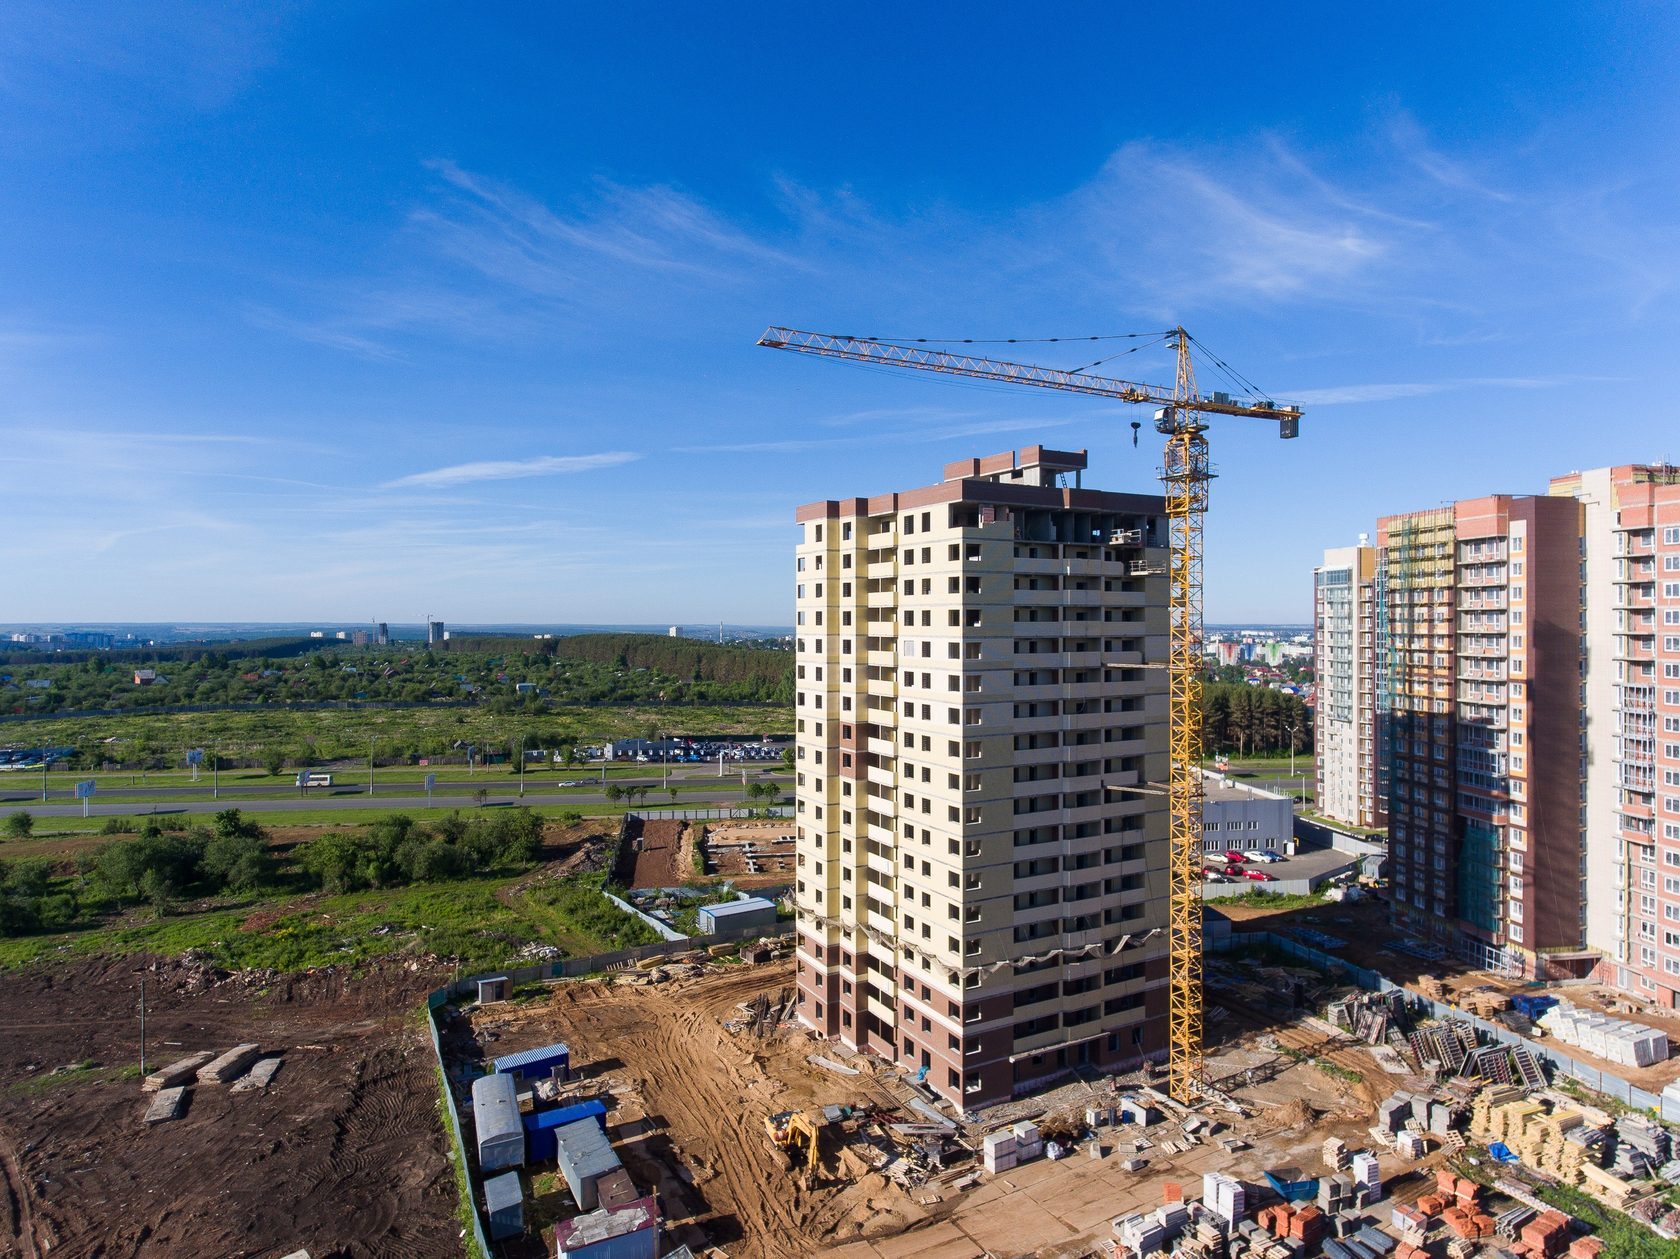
<box><xmin>381</xmin><ymin>451</ymin><xmax>641</xmax><ymax>489</ymax></box>
<box><xmin>1286</xmin><ymin>377</ymin><xmax>1576</xmax><ymax>406</ymax></box>
<box><xmin>1387</xmin><ymin>110</ymin><xmax>1514</xmax><ymax>203</ymax></box>
<box><xmin>256</xmin><ymin>160</ymin><xmax>807</xmax><ymax>357</ymax></box>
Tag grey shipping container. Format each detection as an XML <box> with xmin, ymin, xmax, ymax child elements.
<box><xmin>493</xmin><ymin>1040</ymin><xmax>570</xmax><ymax>1083</ymax></box>
<box><xmin>554</xmin><ymin>1116</ymin><xmax>622</xmax><ymax>1210</ymax></box>
<box><xmin>471</xmin><ymin>1072</ymin><xmax>525</xmax><ymax>1172</ymax></box>
<box><xmin>484</xmin><ymin>1170</ymin><xmax>523</xmax><ymax>1241</ymax></box>
<box><xmin>696</xmin><ymin>897</ymin><xmax>778</xmax><ymax>934</ymax></box>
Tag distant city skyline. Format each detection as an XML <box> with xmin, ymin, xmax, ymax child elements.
<box><xmin>2</xmin><ymin>7</ymin><xmax>1676</xmax><ymax>623</ymax></box>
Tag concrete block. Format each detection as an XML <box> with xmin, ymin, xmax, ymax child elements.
<box><xmin>144</xmin><ymin>1085</ymin><xmax>187</xmax><ymax>1124</ymax></box>
<box><xmin>231</xmin><ymin>1056</ymin><xmax>283</xmax><ymax>1092</ymax></box>
<box><xmin>197</xmin><ymin>1043</ymin><xmax>262</xmax><ymax>1084</ymax></box>
<box><xmin>143</xmin><ymin>1050</ymin><xmax>214</xmax><ymax>1092</ymax></box>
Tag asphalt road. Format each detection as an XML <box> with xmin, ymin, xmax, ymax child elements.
<box><xmin>0</xmin><ymin>764</ymin><xmax>789</xmax><ymax>806</ymax></box>
<box><xmin>19</xmin><ymin>785</ymin><xmax>787</xmax><ymax>820</ymax></box>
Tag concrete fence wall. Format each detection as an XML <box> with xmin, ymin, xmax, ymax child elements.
<box><xmin>1213</xmin><ymin>930</ymin><xmax>1667</xmax><ymax>1115</ymax></box>
<box><xmin>628</xmin><ymin>806</ymin><xmax>793</xmax><ymax>821</ymax></box>
<box><xmin>425</xmin><ymin>990</ymin><xmax>493</xmax><ymax>1259</ymax></box>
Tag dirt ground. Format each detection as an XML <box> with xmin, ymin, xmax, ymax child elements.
<box><xmin>0</xmin><ymin>954</ymin><xmax>457</xmax><ymax>1258</ymax></box>
<box><xmin>624</xmin><ymin>819</ymin><xmax>688</xmax><ymax>889</ymax></box>
<box><xmin>465</xmin><ymin>954</ymin><xmax>1416</xmax><ymax>1259</ymax></box>
<box><xmin>703</xmin><ymin>821</ymin><xmax>796</xmax><ymax>889</ymax></box>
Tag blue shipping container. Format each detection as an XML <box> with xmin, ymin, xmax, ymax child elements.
<box><xmin>494</xmin><ymin>1040</ymin><xmax>571</xmax><ymax>1083</ymax></box>
<box><xmin>524</xmin><ymin>1099</ymin><xmax>609</xmax><ymax>1162</ymax></box>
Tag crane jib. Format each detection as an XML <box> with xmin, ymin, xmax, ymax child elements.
<box><xmin>757</xmin><ymin>327</ymin><xmax>1301</xmax><ymax>433</ymax></box>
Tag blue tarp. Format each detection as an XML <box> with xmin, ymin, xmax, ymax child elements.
<box><xmin>1264</xmin><ymin>1170</ymin><xmax>1320</xmax><ymax>1202</ymax></box>
<box><xmin>1488</xmin><ymin>1141</ymin><xmax>1520</xmax><ymax>1163</ymax></box>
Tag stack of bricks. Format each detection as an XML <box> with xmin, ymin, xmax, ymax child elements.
<box><xmin>1515</xmin><ymin>1209</ymin><xmax>1571</xmax><ymax>1258</ymax></box>
<box><xmin>1256</xmin><ymin>1203</ymin><xmax>1296</xmax><ymax>1240</ymax></box>
<box><xmin>1445</xmin><ymin>1238</ymin><xmax>1477</xmax><ymax>1259</ymax></box>
<box><xmin>1435</xmin><ymin>1170</ymin><xmax>1497</xmax><ymax>1241</ymax></box>
<box><xmin>1287</xmin><ymin>1205</ymin><xmax>1326</xmax><ymax>1249</ymax></box>
<box><xmin>1323</xmin><ymin>1136</ymin><xmax>1349</xmax><ymax>1172</ymax></box>
<box><xmin>1567</xmin><ymin>1236</ymin><xmax>1604</xmax><ymax>1259</ymax></box>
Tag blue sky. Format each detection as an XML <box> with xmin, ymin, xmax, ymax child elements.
<box><xmin>3</xmin><ymin>3</ymin><xmax>1677</xmax><ymax>625</ymax></box>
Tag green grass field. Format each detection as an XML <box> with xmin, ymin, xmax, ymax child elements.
<box><xmin>2</xmin><ymin>703</ymin><xmax>792</xmax><ymax>769</ymax></box>
<box><xmin>0</xmin><ymin>869</ymin><xmax>664</xmax><ymax>974</ymax></box>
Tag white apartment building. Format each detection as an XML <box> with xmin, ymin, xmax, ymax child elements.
<box><xmin>1313</xmin><ymin>542</ymin><xmax>1381</xmax><ymax>829</ymax></box>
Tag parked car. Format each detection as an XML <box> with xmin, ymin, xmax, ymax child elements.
<box><xmin>1202</xmin><ymin>868</ymin><xmax>1233</xmax><ymax>883</ymax></box>
<box><xmin>1243</xmin><ymin>869</ymin><xmax>1277</xmax><ymax>882</ymax></box>
<box><xmin>1223</xmin><ymin>850</ymin><xmax>1248</xmax><ymax>864</ymax></box>
<box><xmin>1245</xmin><ymin>850</ymin><xmax>1284</xmax><ymax>863</ymax></box>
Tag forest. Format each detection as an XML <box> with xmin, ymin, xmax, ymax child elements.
<box><xmin>0</xmin><ymin>633</ymin><xmax>793</xmax><ymax>717</ymax></box>
<box><xmin>1199</xmin><ymin>682</ymin><xmax>1314</xmax><ymax>757</ymax></box>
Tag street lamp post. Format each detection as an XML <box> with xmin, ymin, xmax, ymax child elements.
<box><xmin>368</xmin><ymin>736</ymin><xmax>375</xmax><ymax>797</ymax></box>
<box><xmin>212</xmin><ymin>739</ymin><xmax>220</xmax><ymax>801</ymax></box>
<box><xmin>517</xmin><ymin>735</ymin><xmax>526</xmax><ymax>797</ymax></box>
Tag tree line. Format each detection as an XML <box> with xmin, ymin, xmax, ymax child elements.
<box><xmin>1199</xmin><ymin>682</ymin><xmax>1313</xmax><ymax>757</ymax></box>
<box><xmin>0</xmin><ymin>806</ymin><xmax>547</xmax><ymax>937</ymax></box>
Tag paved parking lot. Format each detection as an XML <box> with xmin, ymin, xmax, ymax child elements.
<box><xmin>1200</xmin><ymin>841</ymin><xmax>1361</xmax><ymax>898</ymax></box>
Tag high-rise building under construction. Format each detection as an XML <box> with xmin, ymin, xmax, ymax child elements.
<box><xmin>1373</xmin><ymin>495</ymin><xmax>1587</xmax><ymax>978</ymax></box>
<box><xmin>791</xmin><ymin>446</ymin><xmax>1171</xmax><ymax>1107</ymax></box>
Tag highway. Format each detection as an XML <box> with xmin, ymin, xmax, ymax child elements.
<box><xmin>19</xmin><ymin>784</ymin><xmax>789</xmax><ymax>820</ymax></box>
<box><xmin>1</xmin><ymin>764</ymin><xmax>788</xmax><ymax>807</ymax></box>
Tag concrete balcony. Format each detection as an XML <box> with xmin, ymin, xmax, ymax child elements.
<box><xmin>865</xmin><ymin>848</ymin><xmax>897</xmax><ymax>880</ymax></box>
<box><xmin>866</xmin><ymin>821</ymin><xmax>895</xmax><ymax>847</ymax></box>
<box><xmin>866</xmin><ymin>590</ymin><xmax>898</xmax><ymax>608</ymax></box>
<box><xmin>866</xmin><ymin>992</ymin><xmax>898</xmax><ymax>1028</ymax></box>
<box><xmin>866</xmin><ymin>763</ymin><xmax>896</xmax><ymax>791</ymax></box>
<box><xmin>865</xmin><ymin>909</ymin><xmax>897</xmax><ymax>938</ymax></box>
<box><xmin>866</xmin><ymin>736</ymin><xmax>896</xmax><ymax>758</ymax></box>
<box><xmin>866</xmin><ymin>650</ymin><xmax>897</xmax><ymax>669</ymax></box>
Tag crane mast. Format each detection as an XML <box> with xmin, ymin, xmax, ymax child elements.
<box><xmin>759</xmin><ymin>325</ymin><xmax>1299</xmax><ymax>1103</ymax></box>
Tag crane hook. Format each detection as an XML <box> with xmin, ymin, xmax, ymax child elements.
<box><xmin>1130</xmin><ymin>420</ymin><xmax>1141</xmax><ymax>448</ymax></box>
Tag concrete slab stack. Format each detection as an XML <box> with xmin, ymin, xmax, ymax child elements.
<box><xmin>1317</xmin><ymin>1174</ymin><xmax>1356</xmax><ymax>1214</ymax></box>
<box><xmin>1202</xmin><ymin>1171</ymin><xmax>1247</xmax><ymax>1224</ymax></box>
<box><xmin>1011</xmin><ymin>1119</ymin><xmax>1043</xmax><ymax>1162</ymax></box>
<box><xmin>196</xmin><ymin>1043</ymin><xmax>262</xmax><ymax>1084</ymax></box>
<box><xmin>142</xmin><ymin>1051</ymin><xmax>213</xmax><ymax>1092</ymax></box>
<box><xmin>1376</xmin><ymin>1095</ymin><xmax>1413</xmax><ymax>1134</ymax></box>
<box><xmin>1539</xmin><ymin>1002</ymin><xmax>1670</xmax><ymax>1067</ymax></box>
<box><xmin>1349</xmin><ymin>1152</ymin><xmax>1382</xmax><ymax>1204</ymax></box>
<box><xmin>982</xmin><ymin>1130</ymin><xmax>1015</xmax><ymax>1175</ymax></box>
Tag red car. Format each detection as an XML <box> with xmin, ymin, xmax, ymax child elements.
<box><xmin>1244</xmin><ymin>869</ymin><xmax>1276</xmax><ymax>882</ymax></box>
<box><xmin>1224</xmin><ymin>850</ymin><xmax>1248</xmax><ymax>864</ymax></box>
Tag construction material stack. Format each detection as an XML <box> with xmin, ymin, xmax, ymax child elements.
<box><xmin>1348</xmin><ymin>1151</ymin><xmax>1382</xmax><ymax>1205</ymax></box>
<box><xmin>1539</xmin><ymin>1002</ymin><xmax>1670</xmax><ymax>1066</ymax></box>
<box><xmin>1201</xmin><ymin>1172</ymin><xmax>1247</xmax><ymax>1226</ymax></box>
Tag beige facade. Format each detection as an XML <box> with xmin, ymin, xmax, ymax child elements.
<box><xmin>791</xmin><ymin>446</ymin><xmax>1171</xmax><ymax>1109</ymax></box>
<box><xmin>1313</xmin><ymin>543</ymin><xmax>1381</xmax><ymax>829</ymax></box>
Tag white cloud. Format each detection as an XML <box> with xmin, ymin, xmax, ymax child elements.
<box><xmin>381</xmin><ymin>451</ymin><xmax>641</xmax><ymax>489</ymax></box>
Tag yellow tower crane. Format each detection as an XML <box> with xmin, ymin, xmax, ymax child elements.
<box><xmin>757</xmin><ymin>326</ymin><xmax>1301</xmax><ymax>1103</ymax></box>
